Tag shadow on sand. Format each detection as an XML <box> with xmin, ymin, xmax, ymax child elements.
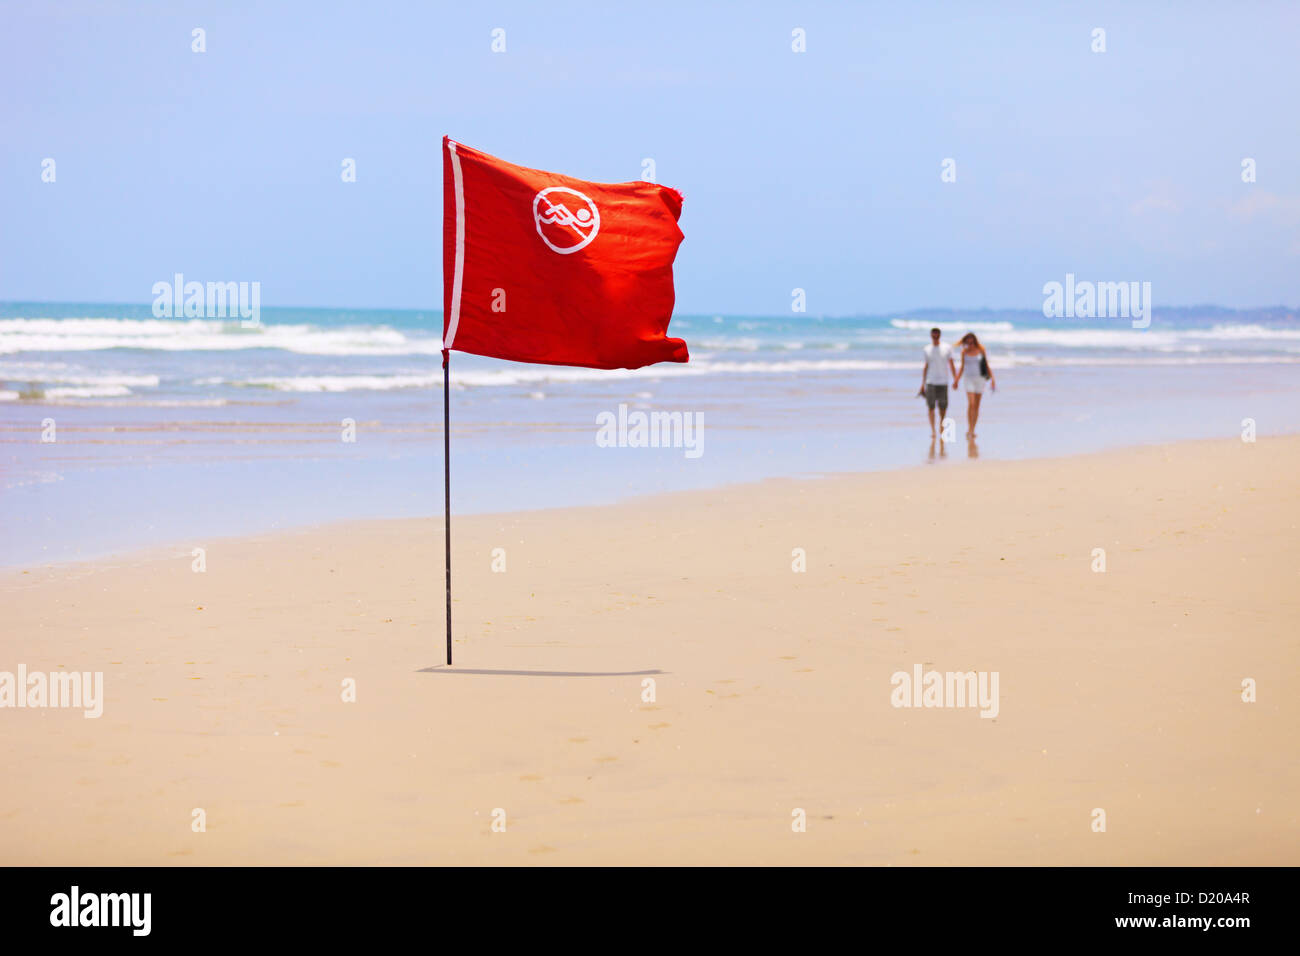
<box><xmin>418</xmin><ymin>667</ymin><xmax>665</xmax><ymax>677</ymax></box>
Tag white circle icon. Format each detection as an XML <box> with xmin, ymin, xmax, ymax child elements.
<box><xmin>532</xmin><ymin>187</ymin><xmax>600</xmax><ymax>254</ymax></box>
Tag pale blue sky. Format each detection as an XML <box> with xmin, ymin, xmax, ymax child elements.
<box><xmin>3</xmin><ymin>1</ymin><xmax>1298</xmax><ymax>314</ymax></box>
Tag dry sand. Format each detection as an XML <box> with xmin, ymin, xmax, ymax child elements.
<box><xmin>2</xmin><ymin>436</ymin><xmax>1297</xmax><ymax>865</ymax></box>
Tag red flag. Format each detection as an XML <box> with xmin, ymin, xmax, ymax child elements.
<box><xmin>441</xmin><ymin>137</ymin><xmax>689</xmax><ymax>370</ymax></box>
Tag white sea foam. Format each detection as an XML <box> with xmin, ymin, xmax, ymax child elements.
<box><xmin>7</xmin><ymin>317</ymin><xmax>1297</xmax><ymax>362</ymax></box>
<box><xmin>973</xmin><ymin>328</ymin><xmax>1183</xmax><ymax>348</ymax></box>
<box><xmin>1014</xmin><ymin>354</ymin><xmax>1300</xmax><ymax>368</ymax></box>
<box><xmin>235</xmin><ymin>373</ymin><xmax>443</xmax><ymax>393</ymax></box>
<box><xmin>0</xmin><ymin>318</ymin><xmax>439</xmax><ymax>356</ymax></box>
<box><xmin>0</xmin><ymin>359</ymin><xmax>70</xmax><ymax>370</ymax></box>
<box><xmin>202</xmin><ymin>360</ymin><xmax>917</xmax><ymax>393</ymax></box>
<box><xmin>193</xmin><ymin>352</ymin><xmax>1300</xmax><ymax>394</ymax></box>
<box><xmin>907</xmin><ymin>322</ymin><xmax>1300</xmax><ymax>348</ymax></box>
<box><xmin>698</xmin><ymin>337</ymin><xmax>761</xmax><ymax>351</ymax></box>
<box><xmin>44</xmin><ymin>385</ymin><xmax>134</xmax><ymax>398</ymax></box>
<box><xmin>6</xmin><ymin>315</ymin><xmax>1299</xmax><ymax>402</ymax></box>
<box><xmin>1186</xmin><ymin>323</ymin><xmax>1300</xmax><ymax>340</ymax></box>
<box><xmin>0</xmin><ymin>367</ymin><xmax>159</xmax><ymax>387</ymax></box>
<box><xmin>890</xmin><ymin>319</ymin><xmax>1016</xmax><ymax>331</ymax></box>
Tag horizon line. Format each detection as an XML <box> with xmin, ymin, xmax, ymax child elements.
<box><xmin>0</xmin><ymin>298</ymin><xmax>1296</xmax><ymax>319</ymax></box>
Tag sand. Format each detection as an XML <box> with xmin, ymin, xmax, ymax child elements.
<box><xmin>1</xmin><ymin>436</ymin><xmax>1297</xmax><ymax>865</ymax></box>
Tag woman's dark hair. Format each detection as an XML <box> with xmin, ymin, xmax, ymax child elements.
<box><xmin>959</xmin><ymin>332</ymin><xmax>981</xmax><ymax>348</ymax></box>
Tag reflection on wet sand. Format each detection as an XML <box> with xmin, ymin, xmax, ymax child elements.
<box><xmin>926</xmin><ymin>436</ymin><xmax>980</xmax><ymax>460</ymax></box>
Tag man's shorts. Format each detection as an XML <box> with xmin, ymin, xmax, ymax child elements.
<box><xmin>924</xmin><ymin>384</ymin><xmax>948</xmax><ymax>411</ymax></box>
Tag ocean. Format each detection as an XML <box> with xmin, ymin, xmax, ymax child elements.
<box><xmin>3</xmin><ymin>301</ymin><xmax>1299</xmax><ymax>566</ymax></box>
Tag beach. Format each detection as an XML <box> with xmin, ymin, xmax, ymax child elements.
<box><xmin>2</xmin><ymin>435</ymin><xmax>1296</xmax><ymax>865</ymax></box>
<box><xmin>6</xmin><ymin>303</ymin><xmax>1300</xmax><ymax>568</ymax></box>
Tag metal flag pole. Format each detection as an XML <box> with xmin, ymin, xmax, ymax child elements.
<box><xmin>443</xmin><ymin>349</ymin><xmax>452</xmax><ymax>666</ymax></box>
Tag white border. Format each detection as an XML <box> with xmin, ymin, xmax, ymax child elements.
<box><xmin>444</xmin><ymin>141</ymin><xmax>466</xmax><ymax>349</ymax></box>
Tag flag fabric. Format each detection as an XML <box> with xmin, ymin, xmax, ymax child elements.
<box><xmin>441</xmin><ymin>137</ymin><xmax>689</xmax><ymax>370</ymax></box>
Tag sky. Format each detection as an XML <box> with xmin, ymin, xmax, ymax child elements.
<box><xmin>3</xmin><ymin>0</ymin><xmax>1298</xmax><ymax>315</ymax></box>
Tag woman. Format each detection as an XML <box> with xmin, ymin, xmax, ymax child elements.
<box><xmin>953</xmin><ymin>332</ymin><xmax>996</xmax><ymax>439</ymax></box>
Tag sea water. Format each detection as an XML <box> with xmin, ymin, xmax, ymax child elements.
<box><xmin>2</xmin><ymin>301</ymin><xmax>1298</xmax><ymax>566</ymax></box>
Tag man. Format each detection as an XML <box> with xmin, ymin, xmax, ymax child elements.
<box><xmin>918</xmin><ymin>327</ymin><xmax>957</xmax><ymax>437</ymax></box>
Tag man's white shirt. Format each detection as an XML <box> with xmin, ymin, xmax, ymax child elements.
<box><xmin>923</xmin><ymin>342</ymin><xmax>953</xmax><ymax>385</ymax></box>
